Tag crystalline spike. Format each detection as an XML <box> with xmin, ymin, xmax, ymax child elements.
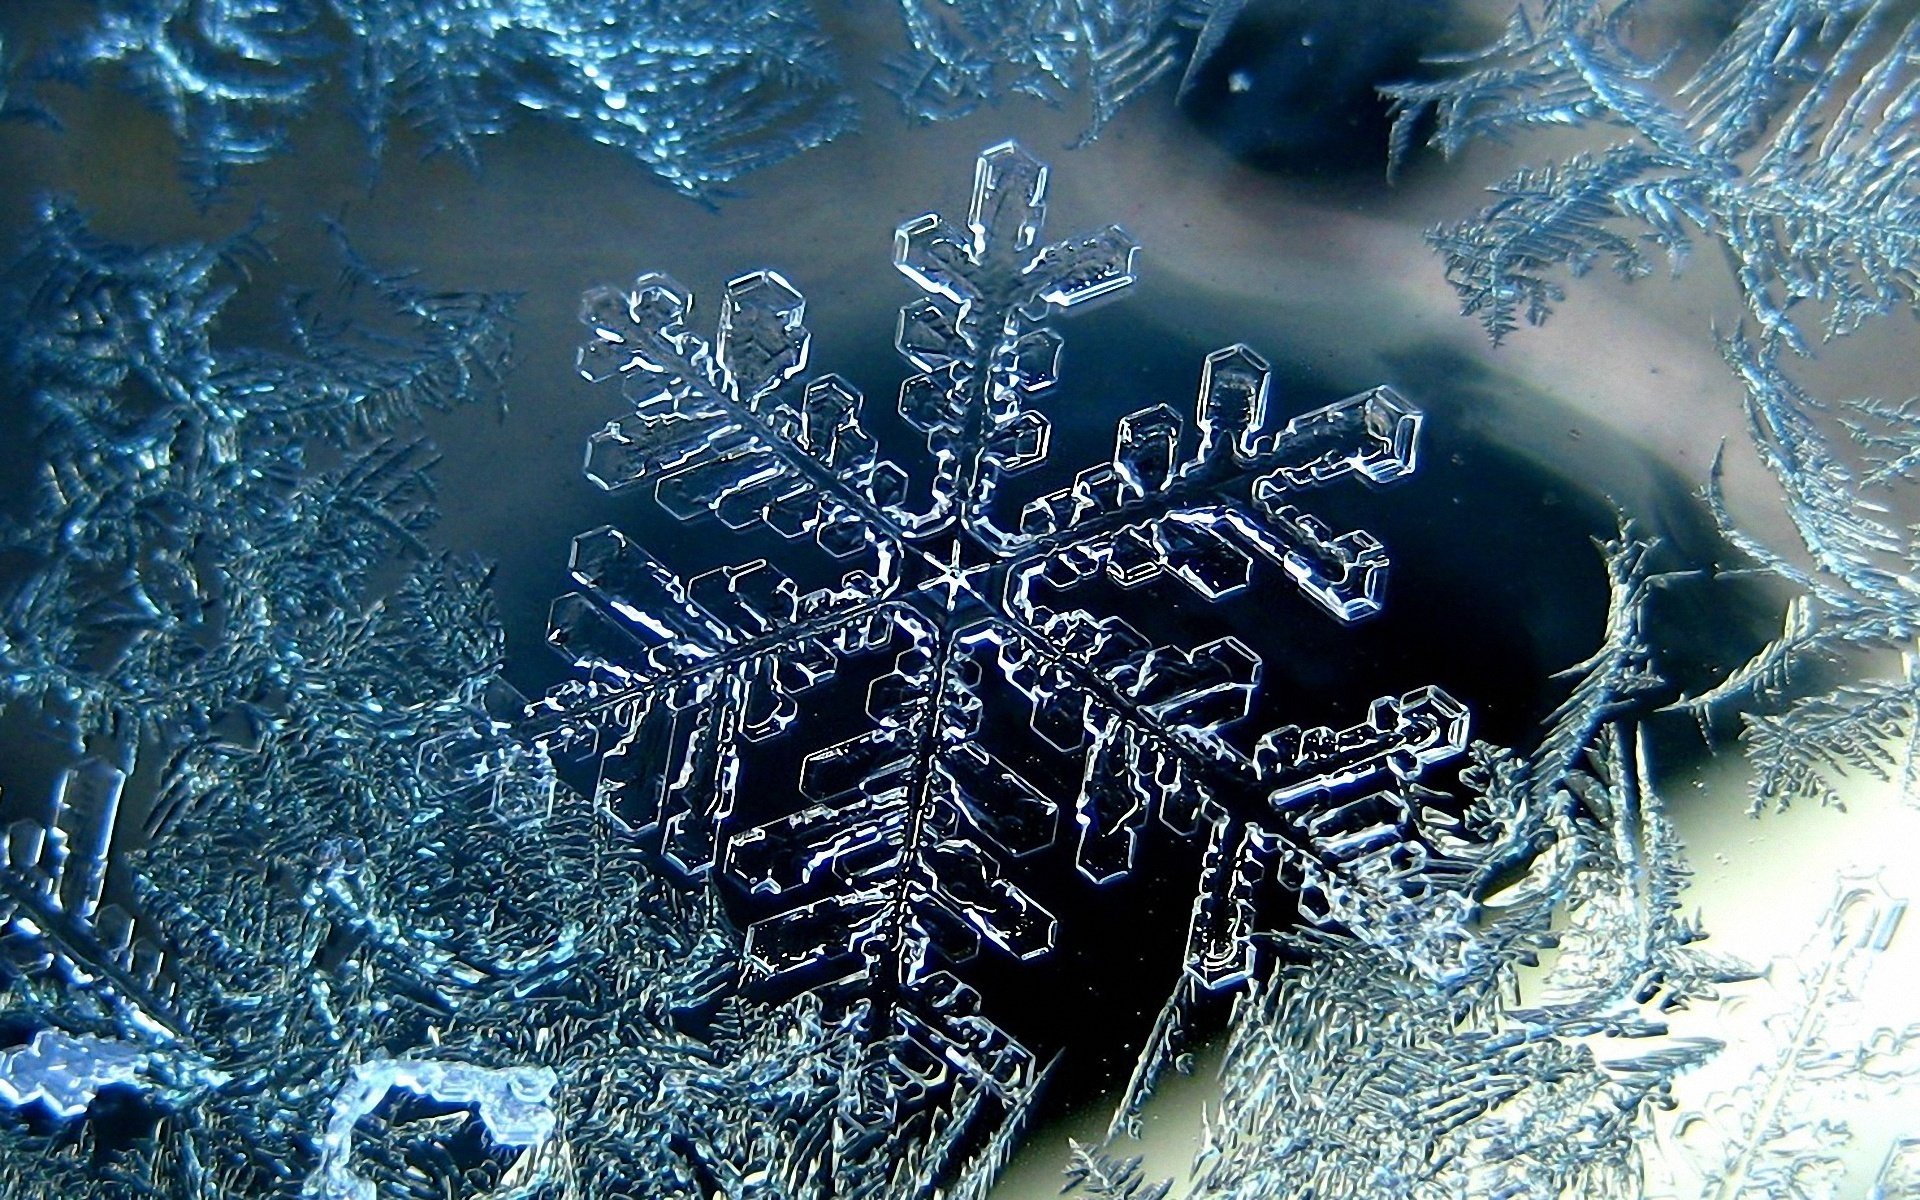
<box><xmin>1192</xmin><ymin>343</ymin><xmax>1271</xmax><ymax>467</ymax></box>
<box><xmin>1114</xmin><ymin>404</ymin><xmax>1183</xmax><ymax>497</ymax></box>
<box><xmin>1185</xmin><ymin>815</ymin><xmax>1278</xmax><ymax>990</ymax></box>
<box><xmin>718</xmin><ymin>269</ymin><xmax>810</xmax><ymax>403</ymax></box>
<box><xmin>49</xmin><ymin>758</ymin><xmax>126</xmax><ymax>920</ymax></box>
<box><xmin>970</xmin><ymin>140</ymin><xmax>1049</xmax><ymax>261</ymax></box>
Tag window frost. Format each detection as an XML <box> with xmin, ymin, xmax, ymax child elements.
<box><xmin>885</xmin><ymin>0</ymin><xmax>1237</xmax><ymax>138</ymax></box>
<box><xmin>53</xmin><ymin>0</ymin><xmax>855</xmax><ymax>197</ymax></box>
<box><xmin>1078</xmin><ymin>533</ymin><xmax>1761</xmax><ymax>1199</ymax></box>
<box><xmin>1679</xmin><ymin>337</ymin><xmax>1920</xmax><ymax>812</ymax></box>
<box><xmin>0</xmin><ymin>206</ymin><xmax>581</xmax><ymax>1195</ymax></box>
<box><xmin>1383</xmin><ymin>0</ymin><xmax>1920</xmax><ymax>353</ymax></box>
<box><xmin>0</xmin><ymin>195</ymin><xmax>1083</xmax><ymax>1198</ymax></box>
<box><xmin>1385</xmin><ymin>1</ymin><xmax>1920</xmax><ymax>811</ymax></box>
<box><xmin>1644</xmin><ymin>877</ymin><xmax>1918</xmax><ymax>1200</ymax></box>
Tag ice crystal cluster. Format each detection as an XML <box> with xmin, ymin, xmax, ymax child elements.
<box><xmin>1064</xmin><ymin>537</ymin><xmax>1708</xmax><ymax>1198</ymax></box>
<box><xmin>53</xmin><ymin>0</ymin><xmax>853</xmax><ymax>196</ymax></box>
<box><xmin>886</xmin><ymin>0</ymin><xmax>1238</xmax><ymax>137</ymax></box>
<box><xmin>5</xmin><ymin>132</ymin><xmax>1862</xmax><ymax>1200</ymax></box>
<box><xmin>0</xmin><ymin>201</ymin><xmax>1010</xmax><ymax>1197</ymax></box>
<box><xmin>538</xmin><ymin>138</ymin><xmax>1494</xmax><ymax>1165</ymax></box>
<box><xmin>1645</xmin><ymin>878</ymin><xmax>1919</xmax><ymax>1199</ymax></box>
<box><xmin>1388</xmin><ymin>0</ymin><xmax>1920</xmax><ymax>813</ymax></box>
<box><xmin>38</xmin><ymin>0</ymin><xmax>1241</xmax><ymax>199</ymax></box>
<box><xmin>1069</xmin><ymin>536</ymin><xmax>1918</xmax><ymax>1199</ymax></box>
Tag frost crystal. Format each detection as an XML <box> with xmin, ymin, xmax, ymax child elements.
<box><xmin>1683</xmin><ymin>338</ymin><xmax>1920</xmax><ymax>811</ymax></box>
<box><xmin>0</xmin><ymin>208</ymin><xmax>587</xmax><ymax>1197</ymax></box>
<box><xmin>542</xmin><ymin>138</ymin><xmax>1469</xmax><ymax>1173</ymax></box>
<box><xmin>0</xmin><ymin>198</ymin><xmax>1073</xmax><ymax>1198</ymax></box>
<box><xmin>1092</xmin><ymin>532</ymin><xmax>1750</xmax><ymax>1198</ymax></box>
<box><xmin>0</xmin><ymin>204</ymin><xmax>513</xmax><ymax>753</ymax></box>
<box><xmin>1648</xmin><ymin>877</ymin><xmax>1919</xmax><ymax>1199</ymax></box>
<box><xmin>307</xmin><ymin>1058</ymin><xmax>558</xmax><ymax>1200</ymax></box>
<box><xmin>56</xmin><ymin>0</ymin><xmax>854</xmax><ymax>196</ymax></box>
<box><xmin>1384</xmin><ymin>0</ymin><xmax>1920</xmax><ymax>352</ymax></box>
<box><xmin>1385</xmin><ymin>1</ymin><xmax>1920</xmax><ymax>810</ymax></box>
<box><xmin>886</xmin><ymin>0</ymin><xmax>1235</xmax><ymax>137</ymax></box>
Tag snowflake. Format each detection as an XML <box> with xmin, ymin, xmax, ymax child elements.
<box><xmin>535</xmin><ymin>141</ymin><xmax>1471</xmax><ymax>1128</ymax></box>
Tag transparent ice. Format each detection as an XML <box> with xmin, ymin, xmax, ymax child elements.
<box><xmin>540</xmin><ymin>140</ymin><xmax>1473</xmax><ymax>1161</ymax></box>
<box><xmin>0</xmin><ymin>1031</ymin><xmax>152</xmax><ymax>1119</ymax></box>
<box><xmin>306</xmin><ymin>1057</ymin><xmax>558</xmax><ymax>1200</ymax></box>
<box><xmin>54</xmin><ymin>0</ymin><xmax>854</xmax><ymax>196</ymax></box>
<box><xmin>1385</xmin><ymin>0</ymin><xmax>1920</xmax><ymax>812</ymax></box>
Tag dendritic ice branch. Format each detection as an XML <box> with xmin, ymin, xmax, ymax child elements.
<box><xmin>1679</xmin><ymin>336</ymin><xmax>1920</xmax><ymax>813</ymax></box>
<box><xmin>885</xmin><ymin>0</ymin><xmax>1235</xmax><ymax>139</ymax></box>
<box><xmin>51</xmin><ymin>0</ymin><xmax>855</xmax><ymax>197</ymax></box>
<box><xmin>1384</xmin><ymin>0</ymin><xmax>1920</xmax><ymax>352</ymax></box>
<box><xmin>540</xmin><ymin>138</ymin><xmax>1470</xmax><ymax>1190</ymax></box>
<box><xmin>0</xmin><ymin>208</ymin><xmax>955</xmax><ymax>1198</ymax></box>
<box><xmin>1092</xmin><ymin>532</ymin><xmax>1750</xmax><ymax>1199</ymax></box>
<box><xmin>1646</xmin><ymin>877</ymin><xmax>1919</xmax><ymax>1200</ymax></box>
<box><xmin>0</xmin><ymin>202</ymin><xmax>513</xmax><ymax>756</ymax></box>
<box><xmin>1385</xmin><ymin>1</ymin><xmax>1920</xmax><ymax>813</ymax></box>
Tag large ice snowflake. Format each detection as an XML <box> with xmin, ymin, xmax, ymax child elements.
<box><xmin>537</xmin><ymin>141</ymin><xmax>1471</xmax><ymax>1127</ymax></box>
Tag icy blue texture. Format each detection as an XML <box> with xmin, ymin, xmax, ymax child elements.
<box><xmin>0</xmin><ymin>204</ymin><xmax>514</xmax><ymax>751</ymax></box>
<box><xmin>1678</xmin><ymin>339</ymin><xmax>1920</xmax><ymax>812</ymax></box>
<box><xmin>1385</xmin><ymin>0</ymin><xmax>1920</xmax><ymax>351</ymax></box>
<box><xmin>886</xmin><ymin>0</ymin><xmax>1234</xmax><ymax>137</ymax></box>
<box><xmin>1387</xmin><ymin>0</ymin><xmax>1920</xmax><ymax>812</ymax></box>
<box><xmin>0</xmin><ymin>198</ymin><xmax>1061</xmax><ymax>1199</ymax></box>
<box><xmin>542</xmin><ymin>139</ymin><xmax>1474</xmax><ymax>1178</ymax></box>
<box><xmin>57</xmin><ymin>0</ymin><xmax>855</xmax><ymax>196</ymax></box>
<box><xmin>1077</xmin><ymin>533</ymin><xmax>1757</xmax><ymax>1198</ymax></box>
<box><xmin>1</xmin><ymin>33</ymin><xmax>51</xmax><ymax>125</ymax></box>
<box><xmin>0</xmin><ymin>209</ymin><xmax>583</xmax><ymax>1196</ymax></box>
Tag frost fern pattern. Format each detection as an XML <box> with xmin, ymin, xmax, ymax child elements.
<box><xmin>1383</xmin><ymin>0</ymin><xmax>1920</xmax><ymax>351</ymax></box>
<box><xmin>59</xmin><ymin>0</ymin><xmax>854</xmax><ymax>196</ymax></box>
<box><xmin>1386</xmin><ymin>0</ymin><xmax>1920</xmax><ymax>811</ymax></box>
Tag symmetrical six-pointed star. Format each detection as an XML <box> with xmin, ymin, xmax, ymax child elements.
<box><xmin>534</xmin><ymin>142</ymin><xmax>1469</xmax><ymax>1114</ymax></box>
